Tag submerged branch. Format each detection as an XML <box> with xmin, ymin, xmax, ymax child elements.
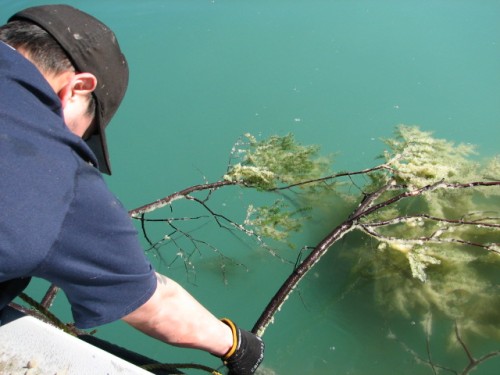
<box><xmin>390</xmin><ymin>318</ymin><xmax>500</xmax><ymax>375</ymax></box>
<box><xmin>252</xmin><ymin>220</ymin><xmax>357</xmax><ymax>336</ymax></box>
<box><xmin>362</xmin><ymin>214</ymin><xmax>500</xmax><ymax>230</ymax></box>
<box><xmin>455</xmin><ymin>321</ymin><xmax>500</xmax><ymax>375</ymax></box>
<box><xmin>270</xmin><ymin>163</ymin><xmax>393</xmax><ymax>191</ymax></box>
<box><xmin>360</xmin><ymin>223</ymin><xmax>500</xmax><ymax>254</ymax></box>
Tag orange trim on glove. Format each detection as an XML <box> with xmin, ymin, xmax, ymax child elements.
<box><xmin>220</xmin><ymin>318</ymin><xmax>238</xmax><ymax>360</ymax></box>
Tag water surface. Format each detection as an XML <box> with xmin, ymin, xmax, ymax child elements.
<box><xmin>3</xmin><ymin>1</ymin><xmax>499</xmax><ymax>374</ymax></box>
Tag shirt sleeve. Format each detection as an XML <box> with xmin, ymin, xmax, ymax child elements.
<box><xmin>35</xmin><ymin>163</ymin><xmax>157</xmax><ymax>329</ymax></box>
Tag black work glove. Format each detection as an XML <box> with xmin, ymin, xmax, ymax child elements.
<box><xmin>220</xmin><ymin>318</ymin><xmax>264</xmax><ymax>375</ymax></box>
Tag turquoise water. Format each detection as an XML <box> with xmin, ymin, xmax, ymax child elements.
<box><xmin>3</xmin><ymin>1</ymin><xmax>500</xmax><ymax>374</ymax></box>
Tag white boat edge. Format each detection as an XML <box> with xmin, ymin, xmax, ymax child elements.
<box><xmin>0</xmin><ymin>306</ymin><xmax>153</xmax><ymax>374</ymax></box>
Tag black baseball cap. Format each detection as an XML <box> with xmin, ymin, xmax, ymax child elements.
<box><xmin>9</xmin><ymin>4</ymin><xmax>129</xmax><ymax>174</ymax></box>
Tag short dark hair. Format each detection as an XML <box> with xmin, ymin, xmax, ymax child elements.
<box><xmin>0</xmin><ymin>20</ymin><xmax>74</xmax><ymax>75</ymax></box>
<box><xmin>0</xmin><ymin>20</ymin><xmax>96</xmax><ymax>119</ymax></box>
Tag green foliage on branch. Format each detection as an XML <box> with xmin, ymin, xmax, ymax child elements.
<box><xmin>223</xmin><ymin>133</ymin><xmax>331</xmax><ymax>244</ymax></box>
<box><xmin>223</xmin><ymin>125</ymin><xmax>499</xmax><ymax>344</ymax></box>
<box><xmin>381</xmin><ymin>125</ymin><xmax>479</xmax><ymax>188</ymax></box>
<box><xmin>224</xmin><ymin>133</ymin><xmax>331</xmax><ymax>189</ymax></box>
<box><xmin>339</xmin><ymin>125</ymin><xmax>500</xmax><ymax>342</ymax></box>
<box><xmin>244</xmin><ymin>200</ymin><xmax>311</xmax><ymax>248</ymax></box>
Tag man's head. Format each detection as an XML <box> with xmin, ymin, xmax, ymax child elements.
<box><xmin>5</xmin><ymin>5</ymin><xmax>129</xmax><ymax>174</ymax></box>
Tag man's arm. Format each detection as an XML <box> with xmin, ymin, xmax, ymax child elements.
<box><xmin>122</xmin><ymin>272</ymin><xmax>233</xmax><ymax>356</ymax></box>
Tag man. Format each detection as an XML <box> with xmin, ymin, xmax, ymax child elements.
<box><xmin>0</xmin><ymin>4</ymin><xmax>264</xmax><ymax>374</ymax></box>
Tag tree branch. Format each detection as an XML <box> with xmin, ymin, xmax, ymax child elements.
<box><xmin>128</xmin><ymin>180</ymin><xmax>236</xmax><ymax>217</ymax></box>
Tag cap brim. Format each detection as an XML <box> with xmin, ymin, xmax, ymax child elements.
<box><xmin>85</xmin><ymin>105</ymin><xmax>111</xmax><ymax>175</ymax></box>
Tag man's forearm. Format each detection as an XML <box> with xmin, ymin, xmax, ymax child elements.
<box><xmin>122</xmin><ymin>273</ymin><xmax>233</xmax><ymax>356</ymax></box>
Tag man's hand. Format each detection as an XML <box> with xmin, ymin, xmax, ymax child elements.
<box><xmin>220</xmin><ymin>318</ymin><xmax>264</xmax><ymax>375</ymax></box>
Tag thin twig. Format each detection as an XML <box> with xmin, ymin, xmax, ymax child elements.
<box><xmin>40</xmin><ymin>284</ymin><xmax>59</xmax><ymax>309</ymax></box>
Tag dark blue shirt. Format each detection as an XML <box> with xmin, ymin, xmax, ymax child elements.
<box><xmin>0</xmin><ymin>41</ymin><xmax>157</xmax><ymax>328</ymax></box>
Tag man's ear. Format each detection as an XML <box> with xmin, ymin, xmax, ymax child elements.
<box><xmin>58</xmin><ymin>73</ymin><xmax>97</xmax><ymax>109</ymax></box>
